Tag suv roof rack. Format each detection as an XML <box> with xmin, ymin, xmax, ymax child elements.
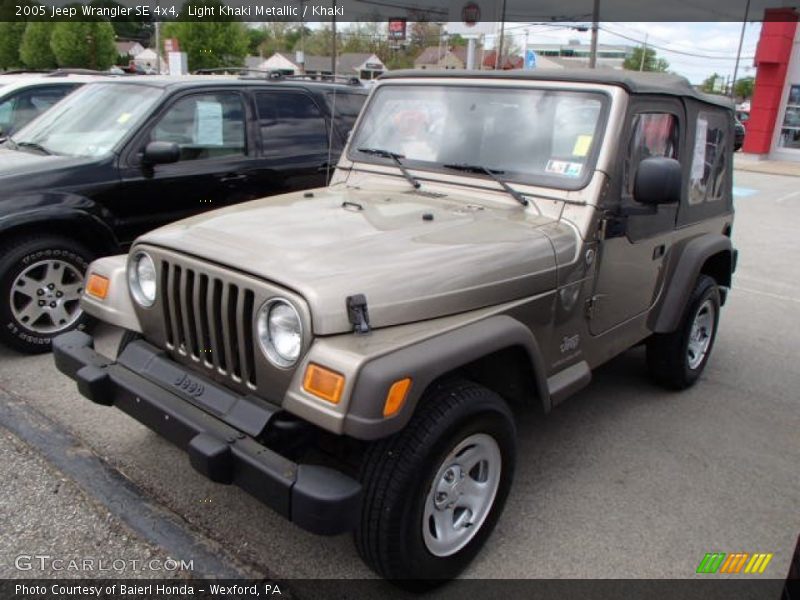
<box><xmin>44</xmin><ymin>69</ymin><xmax>114</xmax><ymax>77</ymax></box>
<box><xmin>236</xmin><ymin>70</ymin><xmax>363</xmax><ymax>86</ymax></box>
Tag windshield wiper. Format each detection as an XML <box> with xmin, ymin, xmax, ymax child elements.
<box><xmin>356</xmin><ymin>147</ymin><xmax>420</xmax><ymax>190</ymax></box>
<box><xmin>13</xmin><ymin>140</ymin><xmax>52</xmax><ymax>156</ymax></box>
<box><xmin>443</xmin><ymin>163</ymin><xmax>529</xmax><ymax>207</ymax></box>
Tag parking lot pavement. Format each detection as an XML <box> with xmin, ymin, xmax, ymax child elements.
<box><xmin>0</xmin><ymin>427</ymin><xmax>182</xmax><ymax>580</ymax></box>
<box><xmin>0</xmin><ymin>170</ymin><xmax>798</xmax><ymax>584</ymax></box>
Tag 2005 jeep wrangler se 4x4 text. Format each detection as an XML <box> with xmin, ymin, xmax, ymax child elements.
<box><xmin>53</xmin><ymin>70</ymin><xmax>737</xmax><ymax>584</ymax></box>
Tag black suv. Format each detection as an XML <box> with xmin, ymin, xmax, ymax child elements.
<box><xmin>0</xmin><ymin>75</ymin><xmax>368</xmax><ymax>353</ymax></box>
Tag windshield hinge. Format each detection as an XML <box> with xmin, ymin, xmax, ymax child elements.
<box><xmin>346</xmin><ymin>294</ymin><xmax>371</xmax><ymax>334</ymax></box>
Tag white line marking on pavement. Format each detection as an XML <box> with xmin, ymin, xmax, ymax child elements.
<box><xmin>736</xmin><ymin>286</ymin><xmax>800</xmax><ymax>304</ymax></box>
<box><xmin>775</xmin><ymin>190</ymin><xmax>800</xmax><ymax>204</ymax></box>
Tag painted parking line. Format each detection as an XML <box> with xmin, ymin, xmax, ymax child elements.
<box><xmin>733</xmin><ymin>186</ymin><xmax>759</xmax><ymax>198</ymax></box>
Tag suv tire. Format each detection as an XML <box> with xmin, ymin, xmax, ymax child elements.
<box><xmin>0</xmin><ymin>235</ymin><xmax>94</xmax><ymax>354</ymax></box>
<box><xmin>647</xmin><ymin>274</ymin><xmax>721</xmax><ymax>390</ymax></box>
<box><xmin>355</xmin><ymin>378</ymin><xmax>516</xmax><ymax>586</ymax></box>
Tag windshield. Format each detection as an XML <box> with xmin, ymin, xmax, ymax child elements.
<box><xmin>11</xmin><ymin>83</ymin><xmax>163</xmax><ymax>157</ymax></box>
<box><xmin>349</xmin><ymin>85</ymin><xmax>606</xmax><ymax>188</ymax></box>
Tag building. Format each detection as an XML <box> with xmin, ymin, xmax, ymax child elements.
<box><xmin>414</xmin><ymin>46</ymin><xmax>469</xmax><ymax>70</ymax></box>
<box><xmin>115</xmin><ymin>41</ymin><xmax>144</xmax><ymax>59</ymax></box>
<box><xmin>526</xmin><ymin>40</ymin><xmax>632</xmax><ymax>70</ymax></box>
<box><xmin>744</xmin><ymin>9</ymin><xmax>800</xmax><ymax>161</ymax></box>
<box><xmin>258</xmin><ymin>52</ymin><xmax>386</xmax><ymax>80</ymax></box>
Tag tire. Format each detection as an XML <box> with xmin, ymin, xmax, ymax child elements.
<box><xmin>0</xmin><ymin>235</ymin><xmax>95</xmax><ymax>354</ymax></box>
<box><xmin>647</xmin><ymin>274</ymin><xmax>721</xmax><ymax>390</ymax></box>
<box><xmin>355</xmin><ymin>378</ymin><xmax>516</xmax><ymax>586</ymax></box>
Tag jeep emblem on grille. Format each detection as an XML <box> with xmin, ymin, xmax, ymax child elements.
<box><xmin>174</xmin><ymin>373</ymin><xmax>205</xmax><ymax>398</ymax></box>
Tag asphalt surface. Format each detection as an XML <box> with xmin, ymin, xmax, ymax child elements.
<box><xmin>0</xmin><ymin>170</ymin><xmax>797</xmax><ymax>587</ymax></box>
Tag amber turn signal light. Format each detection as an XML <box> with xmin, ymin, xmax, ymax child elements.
<box><xmin>86</xmin><ymin>273</ymin><xmax>110</xmax><ymax>299</ymax></box>
<box><xmin>383</xmin><ymin>378</ymin><xmax>412</xmax><ymax>417</ymax></box>
<box><xmin>303</xmin><ymin>363</ymin><xmax>345</xmax><ymax>404</ymax></box>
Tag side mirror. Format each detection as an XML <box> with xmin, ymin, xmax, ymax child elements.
<box><xmin>142</xmin><ymin>141</ymin><xmax>180</xmax><ymax>166</ymax></box>
<box><xmin>634</xmin><ymin>157</ymin><xmax>682</xmax><ymax>205</ymax></box>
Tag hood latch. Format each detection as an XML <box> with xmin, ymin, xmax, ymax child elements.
<box><xmin>346</xmin><ymin>294</ymin><xmax>371</xmax><ymax>335</ymax></box>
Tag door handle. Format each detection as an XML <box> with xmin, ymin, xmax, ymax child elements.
<box><xmin>219</xmin><ymin>173</ymin><xmax>247</xmax><ymax>183</ymax></box>
<box><xmin>653</xmin><ymin>244</ymin><xmax>666</xmax><ymax>259</ymax></box>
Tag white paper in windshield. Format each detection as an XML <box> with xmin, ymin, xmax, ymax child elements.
<box><xmin>194</xmin><ymin>101</ymin><xmax>223</xmax><ymax>146</ymax></box>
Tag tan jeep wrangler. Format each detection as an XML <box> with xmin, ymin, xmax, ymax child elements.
<box><xmin>53</xmin><ymin>70</ymin><xmax>737</xmax><ymax>583</ymax></box>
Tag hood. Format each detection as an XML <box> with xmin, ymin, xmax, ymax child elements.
<box><xmin>139</xmin><ymin>187</ymin><xmax>577</xmax><ymax>334</ymax></box>
<box><xmin>0</xmin><ymin>147</ymin><xmax>106</xmax><ymax>196</ymax></box>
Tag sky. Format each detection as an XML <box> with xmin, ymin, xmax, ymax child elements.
<box><xmin>466</xmin><ymin>22</ymin><xmax>763</xmax><ymax>84</ymax></box>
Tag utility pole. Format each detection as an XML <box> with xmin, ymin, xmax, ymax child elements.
<box><xmin>155</xmin><ymin>21</ymin><xmax>161</xmax><ymax>74</ymax></box>
<box><xmin>589</xmin><ymin>0</ymin><xmax>599</xmax><ymax>69</ymax></box>
<box><xmin>731</xmin><ymin>0</ymin><xmax>751</xmax><ymax>99</ymax></box>
<box><xmin>639</xmin><ymin>34</ymin><xmax>648</xmax><ymax>71</ymax></box>
<box><xmin>330</xmin><ymin>0</ymin><xmax>337</xmax><ymax>76</ymax></box>
<box><xmin>495</xmin><ymin>0</ymin><xmax>507</xmax><ymax>70</ymax></box>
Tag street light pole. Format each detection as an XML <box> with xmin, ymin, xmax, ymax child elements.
<box><xmin>589</xmin><ymin>0</ymin><xmax>599</xmax><ymax>69</ymax></box>
<box><xmin>639</xmin><ymin>34</ymin><xmax>648</xmax><ymax>71</ymax></box>
<box><xmin>331</xmin><ymin>0</ymin><xmax>337</xmax><ymax>76</ymax></box>
<box><xmin>495</xmin><ymin>0</ymin><xmax>507</xmax><ymax>70</ymax></box>
<box><xmin>731</xmin><ymin>0</ymin><xmax>751</xmax><ymax>99</ymax></box>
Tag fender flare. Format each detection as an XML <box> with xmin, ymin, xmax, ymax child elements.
<box><xmin>649</xmin><ymin>234</ymin><xmax>733</xmax><ymax>334</ymax></box>
<box><xmin>343</xmin><ymin>315</ymin><xmax>549</xmax><ymax>440</ymax></box>
<box><xmin>0</xmin><ymin>206</ymin><xmax>119</xmax><ymax>255</ymax></box>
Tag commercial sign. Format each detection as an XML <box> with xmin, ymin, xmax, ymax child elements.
<box><xmin>388</xmin><ymin>18</ymin><xmax>406</xmax><ymax>41</ymax></box>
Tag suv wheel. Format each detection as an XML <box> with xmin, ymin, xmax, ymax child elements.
<box><xmin>647</xmin><ymin>274</ymin><xmax>721</xmax><ymax>390</ymax></box>
<box><xmin>0</xmin><ymin>236</ymin><xmax>94</xmax><ymax>354</ymax></box>
<box><xmin>355</xmin><ymin>379</ymin><xmax>516</xmax><ymax>586</ymax></box>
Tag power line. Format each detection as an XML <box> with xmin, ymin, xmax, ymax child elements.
<box><xmin>599</xmin><ymin>24</ymin><xmax>755</xmax><ymax>60</ymax></box>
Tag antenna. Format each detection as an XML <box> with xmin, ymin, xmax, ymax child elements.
<box><xmin>326</xmin><ymin>86</ymin><xmax>337</xmax><ymax>185</ymax></box>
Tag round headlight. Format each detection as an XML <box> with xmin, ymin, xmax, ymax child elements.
<box><xmin>256</xmin><ymin>298</ymin><xmax>302</xmax><ymax>367</ymax></box>
<box><xmin>128</xmin><ymin>251</ymin><xmax>157</xmax><ymax>307</ymax></box>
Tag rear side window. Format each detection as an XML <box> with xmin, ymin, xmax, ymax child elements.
<box><xmin>151</xmin><ymin>92</ymin><xmax>246</xmax><ymax>161</ymax></box>
<box><xmin>689</xmin><ymin>111</ymin><xmax>728</xmax><ymax>205</ymax></box>
<box><xmin>0</xmin><ymin>85</ymin><xmax>77</xmax><ymax>135</ymax></box>
<box><xmin>256</xmin><ymin>92</ymin><xmax>329</xmax><ymax>156</ymax></box>
<box><xmin>624</xmin><ymin>112</ymin><xmax>679</xmax><ymax>196</ymax></box>
<box><xmin>326</xmin><ymin>91</ymin><xmax>366</xmax><ymax>133</ymax></box>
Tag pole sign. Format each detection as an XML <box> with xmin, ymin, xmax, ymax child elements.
<box><xmin>388</xmin><ymin>18</ymin><xmax>407</xmax><ymax>41</ymax></box>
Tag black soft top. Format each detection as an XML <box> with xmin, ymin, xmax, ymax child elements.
<box><xmin>379</xmin><ymin>69</ymin><xmax>733</xmax><ymax>110</ymax></box>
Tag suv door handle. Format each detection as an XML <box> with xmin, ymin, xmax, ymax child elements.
<box><xmin>219</xmin><ymin>173</ymin><xmax>247</xmax><ymax>183</ymax></box>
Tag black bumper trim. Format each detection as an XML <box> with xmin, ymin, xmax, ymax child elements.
<box><xmin>53</xmin><ymin>331</ymin><xmax>361</xmax><ymax>536</ymax></box>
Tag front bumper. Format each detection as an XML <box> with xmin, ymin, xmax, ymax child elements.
<box><xmin>52</xmin><ymin>331</ymin><xmax>361</xmax><ymax>536</ymax></box>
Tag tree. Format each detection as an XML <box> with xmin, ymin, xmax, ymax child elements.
<box><xmin>51</xmin><ymin>21</ymin><xmax>117</xmax><ymax>70</ymax></box>
<box><xmin>162</xmin><ymin>20</ymin><xmax>248</xmax><ymax>70</ymax></box>
<box><xmin>0</xmin><ymin>22</ymin><xmax>26</xmax><ymax>70</ymax></box>
<box><xmin>623</xmin><ymin>46</ymin><xmax>669</xmax><ymax>73</ymax></box>
<box><xmin>701</xmin><ymin>72</ymin><xmax>727</xmax><ymax>94</ymax></box>
<box><xmin>734</xmin><ymin>76</ymin><xmax>754</xmax><ymax>100</ymax></box>
<box><xmin>20</xmin><ymin>22</ymin><xmax>57</xmax><ymax>70</ymax></box>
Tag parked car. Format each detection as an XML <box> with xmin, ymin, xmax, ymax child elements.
<box><xmin>54</xmin><ymin>70</ymin><xmax>736</xmax><ymax>584</ymax></box>
<box><xmin>734</xmin><ymin>117</ymin><xmax>746</xmax><ymax>151</ymax></box>
<box><xmin>0</xmin><ymin>75</ymin><xmax>368</xmax><ymax>353</ymax></box>
<box><xmin>0</xmin><ymin>71</ymin><xmax>112</xmax><ymax>141</ymax></box>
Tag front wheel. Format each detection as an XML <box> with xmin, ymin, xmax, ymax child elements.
<box><xmin>647</xmin><ymin>274</ymin><xmax>721</xmax><ymax>390</ymax></box>
<box><xmin>0</xmin><ymin>235</ymin><xmax>95</xmax><ymax>354</ymax></box>
<box><xmin>355</xmin><ymin>379</ymin><xmax>516</xmax><ymax>586</ymax></box>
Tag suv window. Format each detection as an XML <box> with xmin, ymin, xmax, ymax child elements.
<box><xmin>689</xmin><ymin>111</ymin><xmax>728</xmax><ymax>205</ymax></box>
<box><xmin>256</xmin><ymin>92</ymin><xmax>329</xmax><ymax>157</ymax></box>
<box><xmin>0</xmin><ymin>85</ymin><xmax>77</xmax><ymax>135</ymax></box>
<box><xmin>326</xmin><ymin>91</ymin><xmax>365</xmax><ymax>133</ymax></box>
<box><xmin>624</xmin><ymin>112</ymin><xmax>679</xmax><ymax>196</ymax></box>
<box><xmin>151</xmin><ymin>92</ymin><xmax>246</xmax><ymax>161</ymax></box>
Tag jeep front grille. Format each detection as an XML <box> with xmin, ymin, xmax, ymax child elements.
<box><xmin>160</xmin><ymin>260</ymin><xmax>257</xmax><ymax>389</ymax></box>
